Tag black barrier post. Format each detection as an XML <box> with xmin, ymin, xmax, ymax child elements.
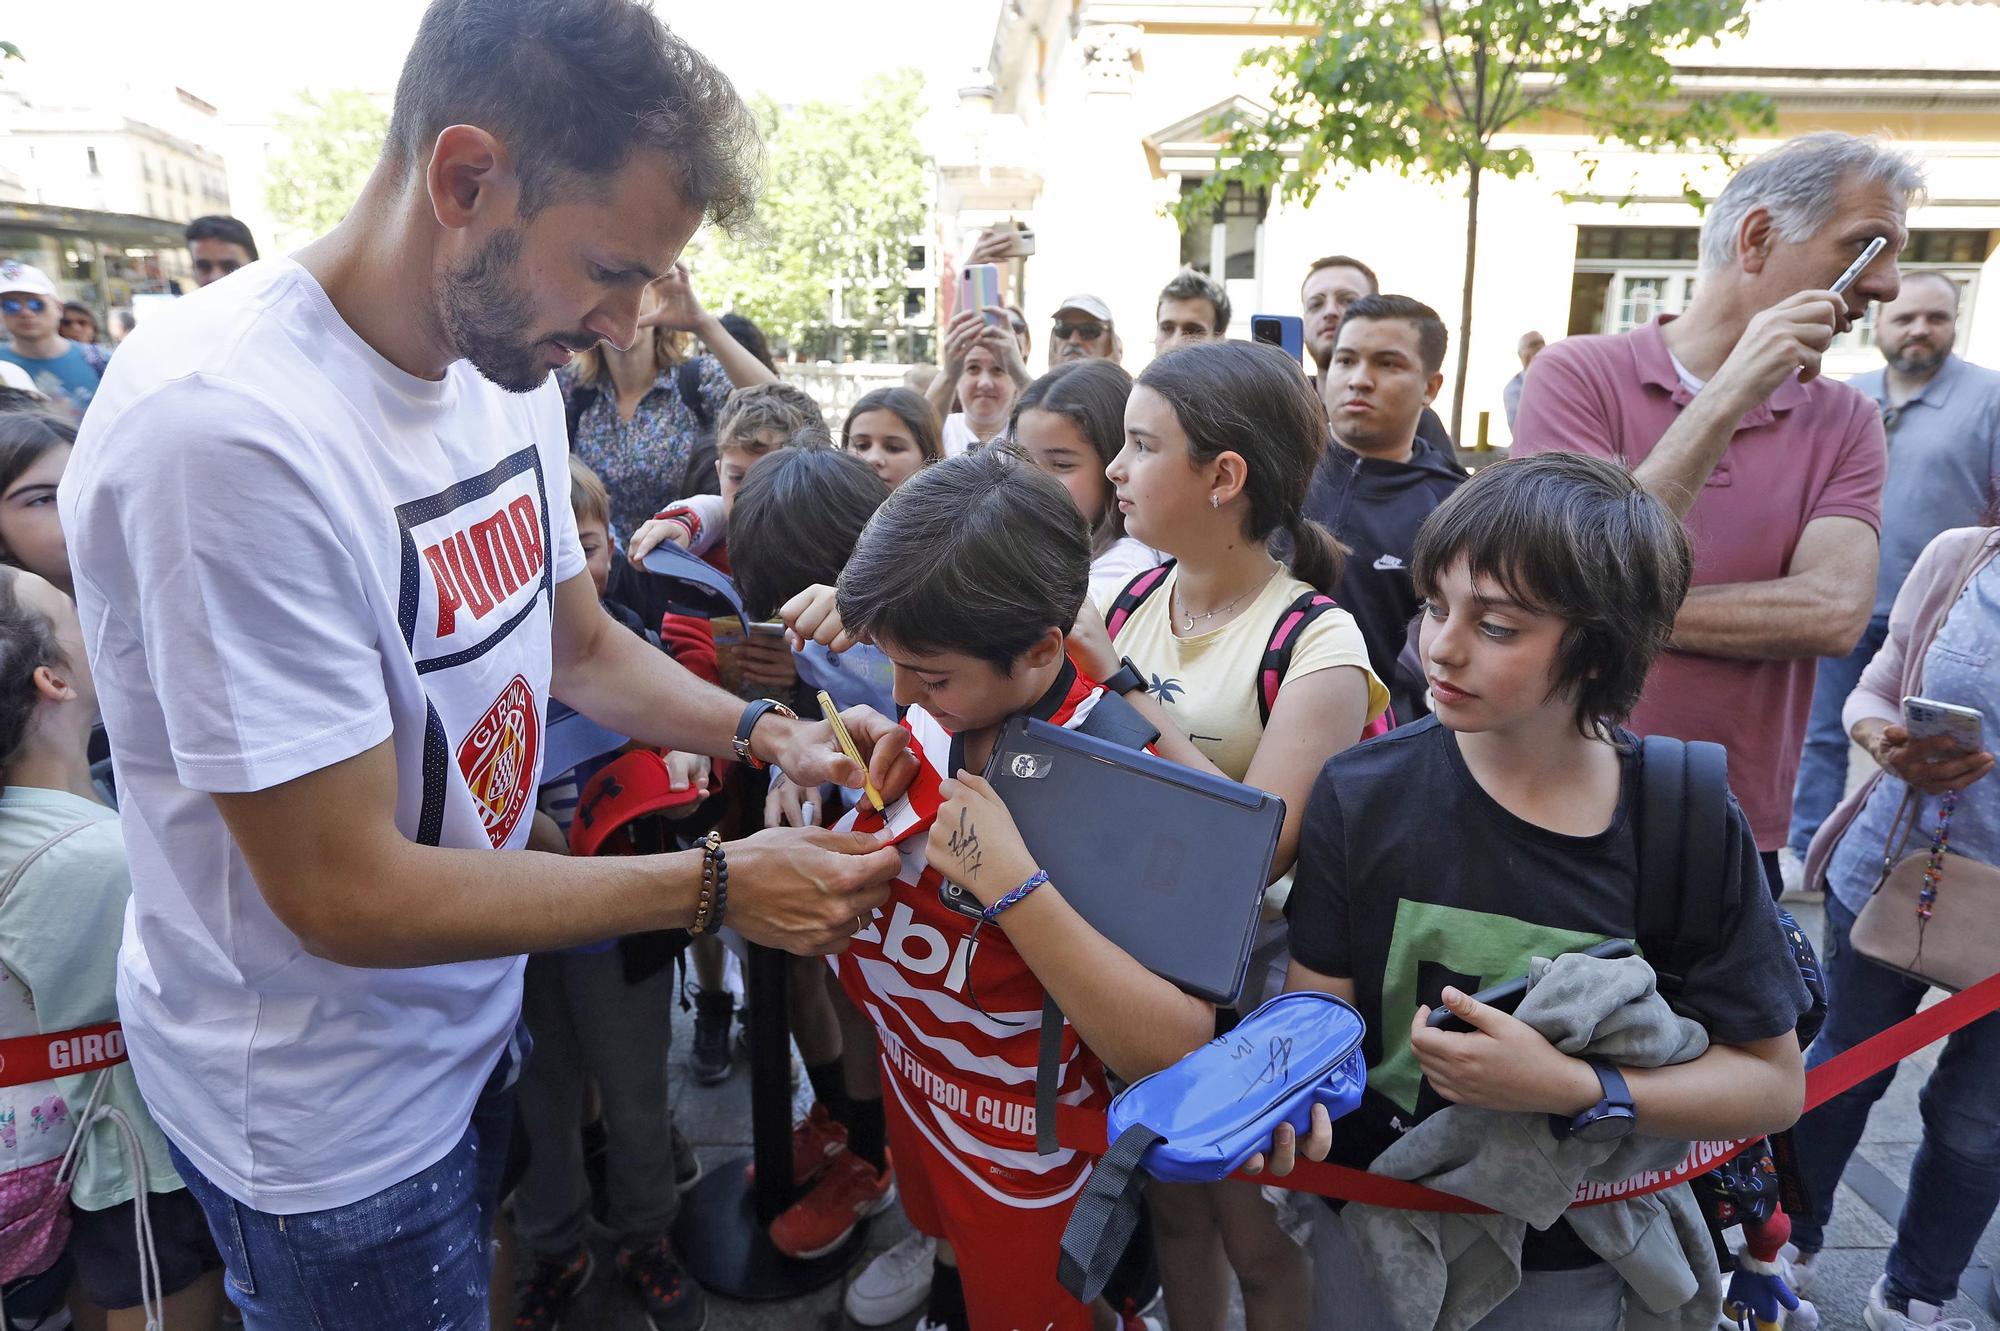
<box><xmin>672</xmin><ymin>762</ymin><xmax>871</xmax><ymax>1298</ymax></box>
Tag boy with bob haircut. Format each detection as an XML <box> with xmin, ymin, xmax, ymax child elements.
<box><xmin>1278</xmin><ymin>453</ymin><xmax>1812</xmax><ymax>1328</ymax></box>
<box><xmin>782</xmin><ymin>449</ymin><xmax>1215</xmax><ymax>1331</ymax></box>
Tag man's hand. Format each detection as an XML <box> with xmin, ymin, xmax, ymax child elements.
<box><xmin>1712</xmin><ymin>290</ymin><xmax>1847</xmax><ymax>402</ymax></box>
<box><xmin>626</xmin><ymin>515</ymin><xmax>694</xmax><ymax>566</ymax></box>
<box><xmin>1408</xmin><ymin>988</ymin><xmax>1602</xmax><ymax>1116</ymax></box>
<box><xmin>725</xmin><ymin>826</ymin><xmax>902</xmax><ymax>955</ymax></box>
<box><xmin>636</xmin><ymin>263</ymin><xmax>708</xmax><ymax>333</ymax></box>
<box><xmin>1863</xmin><ymin>721</ymin><xmax>1996</xmax><ymax>796</ymax></box>
<box><xmin>761</xmin><ymin>706</ymin><xmax>918</xmax><ymax>808</ymax></box>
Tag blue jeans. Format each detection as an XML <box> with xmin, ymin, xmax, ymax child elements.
<box><xmin>1787</xmin><ymin>614</ymin><xmax>1891</xmax><ymax>856</ymax></box>
<box><xmin>169</xmin><ymin>1046</ymin><xmax>517</xmax><ymax>1330</ymax></box>
<box><xmin>1788</xmin><ymin>894</ymin><xmax>2000</xmax><ymax>1307</ymax></box>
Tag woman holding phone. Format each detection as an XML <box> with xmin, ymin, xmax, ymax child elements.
<box><xmin>1788</xmin><ymin>518</ymin><xmax>2000</xmax><ymax>1331</ymax></box>
<box><xmin>933</xmin><ymin>307</ymin><xmax>1027</xmax><ymax>457</ymax></box>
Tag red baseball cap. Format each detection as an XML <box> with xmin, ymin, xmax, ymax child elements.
<box><xmin>570</xmin><ymin>750</ymin><xmax>710</xmax><ymax>857</ymax></box>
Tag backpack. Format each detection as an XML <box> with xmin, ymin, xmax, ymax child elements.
<box><xmin>1105</xmin><ymin>561</ymin><xmax>1394</xmax><ymax>739</ymax></box>
<box><xmin>1633</xmin><ymin>735</ymin><xmax>1825</xmax><ymax>1048</ymax></box>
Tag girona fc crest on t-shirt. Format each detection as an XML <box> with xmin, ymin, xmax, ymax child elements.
<box><xmin>394</xmin><ymin>445</ymin><xmax>558</xmax><ymax>849</ymax></box>
<box><xmin>458</xmin><ymin>674</ymin><xmax>539</xmax><ymax>847</ymax></box>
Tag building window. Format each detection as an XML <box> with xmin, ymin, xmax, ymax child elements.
<box><xmin>1178</xmin><ymin>178</ymin><xmax>1268</xmax><ymax>281</ymax></box>
<box><xmin>903</xmin><ymin>286</ymin><xmax>924</xmax><ymax>319</ymax></box>
<box><xmin>86</xmin><ymin>147</ymin><xmax>100</xmax><ymax>176</ymax></box>
<box><xmin>1568</xmin><ymin>225</ymin><xmax>1992</xmax><ymax>356</ymax></box>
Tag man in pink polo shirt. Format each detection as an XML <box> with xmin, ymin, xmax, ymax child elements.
<box><xmin>1515</xmin><ymin>133</ymin><xmax>1922</xmax><ymax>893</ymax></box>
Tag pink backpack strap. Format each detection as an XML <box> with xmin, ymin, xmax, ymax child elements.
<box><xmin>1104</xmin><ymin>560</ymin><xmax>1174</xmax><ymax>641</ymax></box>
<box><xmin>1259</xmin><ymin>591</ymin><xmax>1392</xmax><ymax>741</ymax></box>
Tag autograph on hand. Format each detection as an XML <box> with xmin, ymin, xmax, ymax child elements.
<box><xmin>947</xmin><ymin>808</ymin><xmax>984</xmax><ymax>880</ymax></box>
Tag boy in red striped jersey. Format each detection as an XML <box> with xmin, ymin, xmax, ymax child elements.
<box><xmin>779</xmin><ymin>450</ymin><xmax>1215</xmax><ymax>1331</ymax></box>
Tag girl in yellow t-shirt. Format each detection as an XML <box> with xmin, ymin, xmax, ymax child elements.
<box><xmin>1070</xmin><ymin>339</ymin><xmax>1387</xmax><ymax>1331</ymax></box>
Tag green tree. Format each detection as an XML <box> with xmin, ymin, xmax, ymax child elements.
<box><xmin>1189</xmin><ymin>0</ymin><xmax>1775</xmax><ymax>440</ymax></box>
<box><xmin>265</xmin><ymin>88</ymin><xmax>389</xmax><ymax>239</ymax></box>
<box><xmin>691</xmin><ymin>69</ymin><xmax>929</xmax><ymax>360</ymax></box>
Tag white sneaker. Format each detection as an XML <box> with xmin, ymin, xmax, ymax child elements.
<box><xmin>1780</xmin><ymin>1242</ymin><xmax>1817</xmax><ymax>1299</ymax></box>
<box><xmin>1862</xmin><ymin>1276</ymin><xmax>1977</xmax><ymax>1330</ymax></box>
<box><xmin>844</xmin><ymin>1230</ymin><xmax>937</xmax><ymax>1326</ymax></box>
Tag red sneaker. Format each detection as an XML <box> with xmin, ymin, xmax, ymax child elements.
<box><xmin>767</xmin><ymin>1148</ymin><xmax>896</xmax><ymax>1260</ymax></box>
<box><xmin>743</xmin><ymin>1101</ymin><xmax>848</xmax><ymax>1189</ymax></box>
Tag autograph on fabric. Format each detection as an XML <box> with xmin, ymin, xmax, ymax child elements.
<box><xmin>947</xmin><ymin>808</ymin><xmax>984</xmax><ymax>880</ymax></box>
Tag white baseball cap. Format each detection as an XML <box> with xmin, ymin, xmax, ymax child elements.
<box><xmin>1053</xmin><ymin>293</ymin><xmax>1114</xmax><ymax>324</ymax></box>
<box><xmin>0</xmin><ymin>261</ymin><xmax>58</xmax><ymax>299</ymax></box>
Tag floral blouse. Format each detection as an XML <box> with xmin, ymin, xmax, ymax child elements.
<box><xmin>559</xmin><ymin>355</ymin><xmax>732</xmax><ymax>539</ymax></box>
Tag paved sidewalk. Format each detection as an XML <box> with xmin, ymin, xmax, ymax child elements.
<box><xmin>544</xmin><ymin>903</ymin><xmax>1998</xmax><ymax>1330</ymax></box>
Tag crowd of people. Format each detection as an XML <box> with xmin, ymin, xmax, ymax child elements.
<box><xmin>1</xmin><ymin>4</ymin><xmax>1997</xmax><ymax>1331</ymax></box>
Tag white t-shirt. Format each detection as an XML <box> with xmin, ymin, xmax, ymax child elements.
<box><xmin>1088</xmin><ymin>535</ymin><xmax>1166</xmax><ymax>609</ymax></box>
<box><xmin>61</xmin><ymin>260</ymin><xmax>585</xmax><ymax>1213</ymax></box>
<box><xmin>940</xmin><ymin>412</ymin><xmax>1006</xmax><ymax>458</ymax></box>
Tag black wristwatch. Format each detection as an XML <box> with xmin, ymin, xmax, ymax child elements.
<box><xmin>1549</xmin><ymin>1060</ymin><xmax>1636</xmax><ymax>1142</ymax></box>
<box><xmin>733</xmin><ymin>698</ymin><xmax>797</xmax><ymax>769</ymax></box>
<box><xmin>1100</xmin><ymin>655</ymin><xmax>1147</xmax><ymax>698</ymax></box>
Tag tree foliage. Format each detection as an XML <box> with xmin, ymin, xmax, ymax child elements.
<box><xmin>1188</xmin><ymin>0</ymin><xmax>1775</xmax><ymax>437</ymax></box>
<box><xmin>265</xmin><ymin>88</ymin><xmax>389</xmax><ymax>239</ymax></box>
<box><xmin>690</xmin><ymin>69</ymin><xmax>929</xmax><ymax>360</ymax></box>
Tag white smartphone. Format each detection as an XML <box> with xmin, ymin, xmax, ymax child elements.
<box><xmin>957</xmin><ymin>262</ymin><xmax>1003</xmax><ymax>328</ymax></box>
<box><xmin>1903</xmin><ymin>695</ymin><xmax>1984</xmax><ymax>752</ymax></box>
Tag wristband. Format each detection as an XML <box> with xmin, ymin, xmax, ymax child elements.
<box><xmin>1100</xmin><ymin>656</ymin><xmax>1146</xmax><ymax>698</ymax></box>
<box><xmin>652</xmin><ymin>508</ymin><xmax>701</xmax><ymax>545</ymax></box>
<box><xmin>691</xmin><ymin>831</ymin><xmax>728</xmax><ymax>934</ymax></box>
<box><xmin>982</xmin><ymin>868</ymin><xmax>1049</xmax><ymax>924</ymax></box>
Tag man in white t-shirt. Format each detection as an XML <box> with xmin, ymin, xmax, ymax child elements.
<box><xmin>59</xmin><ymin>2</ymin><xmax>912</xmax><ymax>1325</ymax></box>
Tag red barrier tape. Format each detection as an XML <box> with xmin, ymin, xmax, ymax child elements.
<box><xmin>1052</xmin><ymin>967</ymin><xmax>2000</xmax><ymax>1213</ymax></box>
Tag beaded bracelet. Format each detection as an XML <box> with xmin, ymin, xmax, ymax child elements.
<box><xmin>981</xmin><ymin>868</ymin><xmax>1049</xmax><ymax>924</ymax></box>
<box><xmin>691</xmin><ymin>830</ymin><xmax>726</xmax><ymax>935</ymax></box>
<box><xmin>710</xmin><ymin>835</ymin><xmax>731</xmax><ymax>931</ymax></box>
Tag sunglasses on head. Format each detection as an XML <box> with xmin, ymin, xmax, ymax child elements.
<box><xmin>1052</xmin><ymin>320</ymin><xmax>1105</xmax><ymax>342</ymax></box>
<box><xmin>1</xmin><ymin>296</ymin><xmax>49</xmax><ymax>315</ymax></box>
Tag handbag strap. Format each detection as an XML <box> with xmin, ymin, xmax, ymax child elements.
<box><xmin>1872</xmin><ymin>788</ymin><xmax>1925</xmax><ymax>893</ymax></box>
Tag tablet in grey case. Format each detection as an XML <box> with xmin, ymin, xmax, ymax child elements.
<box><xmin>981</xmin><ymin>715</ymin><xmax>1282</xmax><ymax>1006</ymax></box>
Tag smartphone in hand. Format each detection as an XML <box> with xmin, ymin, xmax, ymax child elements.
<box><xmin>1903</xmin><ymin>695</ymin><xmax>1984</xmax><ymax>753</ymax></box>
<box><xmin>958</xmin><ymin>263</ymin><xmax>1004</xmax><ymax>329</ymax></box>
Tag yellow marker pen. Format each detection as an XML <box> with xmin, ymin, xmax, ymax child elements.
<box><xmin>817</xmin><ymin>689</ymin><xmax>885</xmax><ymax>812</ymax></box>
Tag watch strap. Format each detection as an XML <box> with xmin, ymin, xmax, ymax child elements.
<box><xmin>733</xmin><ymin>698</ymin><xmax>796</xmax><ymax>768</ymax></box>
<box><xmin>1100</xmin><ymin>656</ymin><xmax>1146</xmax><ymax>698</ymax></box>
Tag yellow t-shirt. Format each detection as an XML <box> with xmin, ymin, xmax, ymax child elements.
<box><xmin>1108</xmin><ymin>566</ymin><xmax>1387</xmax><ymax>782</ymax></box>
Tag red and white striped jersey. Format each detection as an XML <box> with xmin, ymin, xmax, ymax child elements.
<box><xmin>828</xmin><ymin>660</ymin><xmax>1115</xmax><ymax>1210</ymax></box>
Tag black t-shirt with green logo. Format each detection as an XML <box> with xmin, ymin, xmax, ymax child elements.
<box><xmin>1285</xmin><ymin>716</ymin><xmax>1809</xmax><ymax>1268</ymax></box>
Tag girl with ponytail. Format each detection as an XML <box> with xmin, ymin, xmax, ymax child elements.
<box><xmin>1067</xmin><ymin>338</ymin><xmax>1387</xmax><ymax>1331</ymax></box>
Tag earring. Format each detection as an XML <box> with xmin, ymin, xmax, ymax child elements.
<box><xmin>1210</xmin><ymin>494</ymin><xmax>1220</xmax><ymax>509</ymax></box>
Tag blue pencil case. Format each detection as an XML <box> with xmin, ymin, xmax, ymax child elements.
<box><xmin>1058</xmin><ymin>991</ymin><xmax>1366</xmax><ymax>1300</ymax></box>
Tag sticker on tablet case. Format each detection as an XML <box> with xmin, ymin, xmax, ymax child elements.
<box><xmin>1006</xmin><ymin>751</ymin><xmax>1052</xmax><ymax>780</ymax></box>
